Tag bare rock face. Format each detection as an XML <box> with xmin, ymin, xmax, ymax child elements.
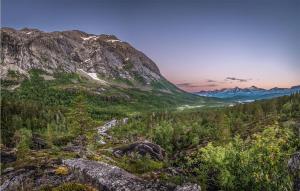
<box><xmin>113</xmin><ymin>141</ymin><xmax>165</xmax><ymax>161</ymax></box>
<box><xmin>1</xmin><ymin>27</ymin><xmax>162</xmax><ymax>85</ymax></box>
<box><xmin>63</xmin><ymin>158</ymin><xmax>173</xmax><ymax>191</ymax></box>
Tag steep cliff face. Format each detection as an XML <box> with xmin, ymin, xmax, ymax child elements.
<box><xmin>1</xmin><ymin>27</ymin><xmax>164</xmax><ymax>87</ymax></box>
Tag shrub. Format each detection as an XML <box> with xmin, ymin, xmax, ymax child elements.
<box><xmin>14</xmin><ymin>128</ymin><xmax>32</xmax><ymax>160</ymax></box>
<box><xmin>187</xmin><ymin>126</ymin><xmax>295</xmax><ymax>191</ymax></box>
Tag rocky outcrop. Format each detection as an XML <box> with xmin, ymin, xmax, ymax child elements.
<box><xmin>0</xmin><ymin>158</ymin><xmax>200</xmax><ymax>191</ymax></box>
<box><xmin>0</xmin><ymin>159</ymin><xmax>76</xmax><ymax>191</ymax></box>
<box><xmin>1</xmin><ymin>27</ymin><xmax>162</xmax><ymax>85</ymax></box>
<box><xmin>113</xmin><ymin>141</ymin><xmax>165</xmax><ymax>161</ymax></box>
<box><xmin>63</xmin><ymin>158</ymin><xmax>171</xmax><ymax>191</ymax></box>
<box><xmin>63</xmin><ymin>158</ymin><xmax>200</xmax><ymax>191</ymax></box>
<box><xmin>288</xmin><ymin>152</ymin><xmax>300</xmax><ymax>191</ymax></box>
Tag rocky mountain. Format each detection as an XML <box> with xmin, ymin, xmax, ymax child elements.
<box><xmin>196</xmin><ymin>85</ymin><xmax>300</xmax><ymax>102</ymax></box>
<box><xmin>1</xmin><ymin>27</ymin><xmax>176</xmax><ymax>91</ymax></box>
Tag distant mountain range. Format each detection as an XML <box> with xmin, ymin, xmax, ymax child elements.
<box><xmin>196</xmin><ymin>85</ymin><xmax>300</xmax><ymax>103</ymax></box>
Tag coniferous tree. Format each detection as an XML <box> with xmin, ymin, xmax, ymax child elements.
<box><xmin>66</xmin><ymin>95</ymin><xmax>94</xmax><ymax>135</ymax></box>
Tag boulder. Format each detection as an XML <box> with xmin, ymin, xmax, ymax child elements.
<box><xmin>113</xmin><ymin>141</ymin><xmax>165</xmax><ymax>161</ymax></box>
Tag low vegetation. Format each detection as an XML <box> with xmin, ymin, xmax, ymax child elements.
<box><xmin>1</xmin><ymin>70</ymin><xmax>299</xmax><ymax>190</ymax></box>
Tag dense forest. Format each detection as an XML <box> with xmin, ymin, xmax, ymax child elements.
<box><xmin>1</xmin><ymin>70</ymin><xmax>300</xmax><ymax>190</ymax></box>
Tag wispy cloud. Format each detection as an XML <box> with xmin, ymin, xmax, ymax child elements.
<box><xmin>225</xmin><ymin>77</ymin><xmax>251</xmax><ymax>82</ymax></box>
<box><xmin>176</xmin><ymin>83</ymin><xmax>218</xmax><ymax>88</ymax></box>
<box><xmin>202</xmin><ymin>84</ymin><xmax>218</xmax><ymax>87</ymax></box>
<box><xmin>206</xmin><ymin>79</ymin><xmax>216</xmax><ymax>83</ymax></box>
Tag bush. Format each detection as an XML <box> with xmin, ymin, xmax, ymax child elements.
<box><xmin>187</xmin><ymin>126</ymin><xmax>295</xmax><ymax>191</ymax></box>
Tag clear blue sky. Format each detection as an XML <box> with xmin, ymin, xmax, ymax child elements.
<box><xmin>2</xmin><ymin>0</ymin><xmax>300</xmax><ymax>91</ymax></box>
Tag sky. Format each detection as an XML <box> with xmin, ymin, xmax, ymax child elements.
<box><xmin>2</xmin><ymin>0</ymin><xmax>300</xmax><ymax>92</ymax></box>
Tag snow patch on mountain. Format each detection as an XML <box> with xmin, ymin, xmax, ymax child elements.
<box><xmin>81</xmin><ymin>36</ymin><xmax>98</xmax><ymax>41</ymax></box>
<box><xmin>78</xmin><ymin>69</ymin><xmax>108</xmax><ymax>84</ymax></box>
<box><xmin>106</xmin><ymin>39</ymin><xmax>121</xmax><ymax>43</ymax></box>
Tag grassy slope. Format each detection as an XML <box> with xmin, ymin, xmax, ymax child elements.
<box><xmin>1</xmin><ymin>69</ymin><xmax>223</xmax><ymax>116</ymax></box>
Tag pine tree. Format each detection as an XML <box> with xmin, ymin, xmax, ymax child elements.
<box><xmin>66</xmin><ymin>95</ymin><xmax>94</xmax><ymax>135</ymax></box>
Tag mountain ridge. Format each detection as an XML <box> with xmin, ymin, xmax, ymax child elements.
<box><xmin>196</xmin><ymin>85</ymin><xmax>300</xmax><ymax>102</ymax></box>
<box><xmin>1</xmin><ymin>27</ymin><xmax>174</xmax><ymax>91</ymax></box>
